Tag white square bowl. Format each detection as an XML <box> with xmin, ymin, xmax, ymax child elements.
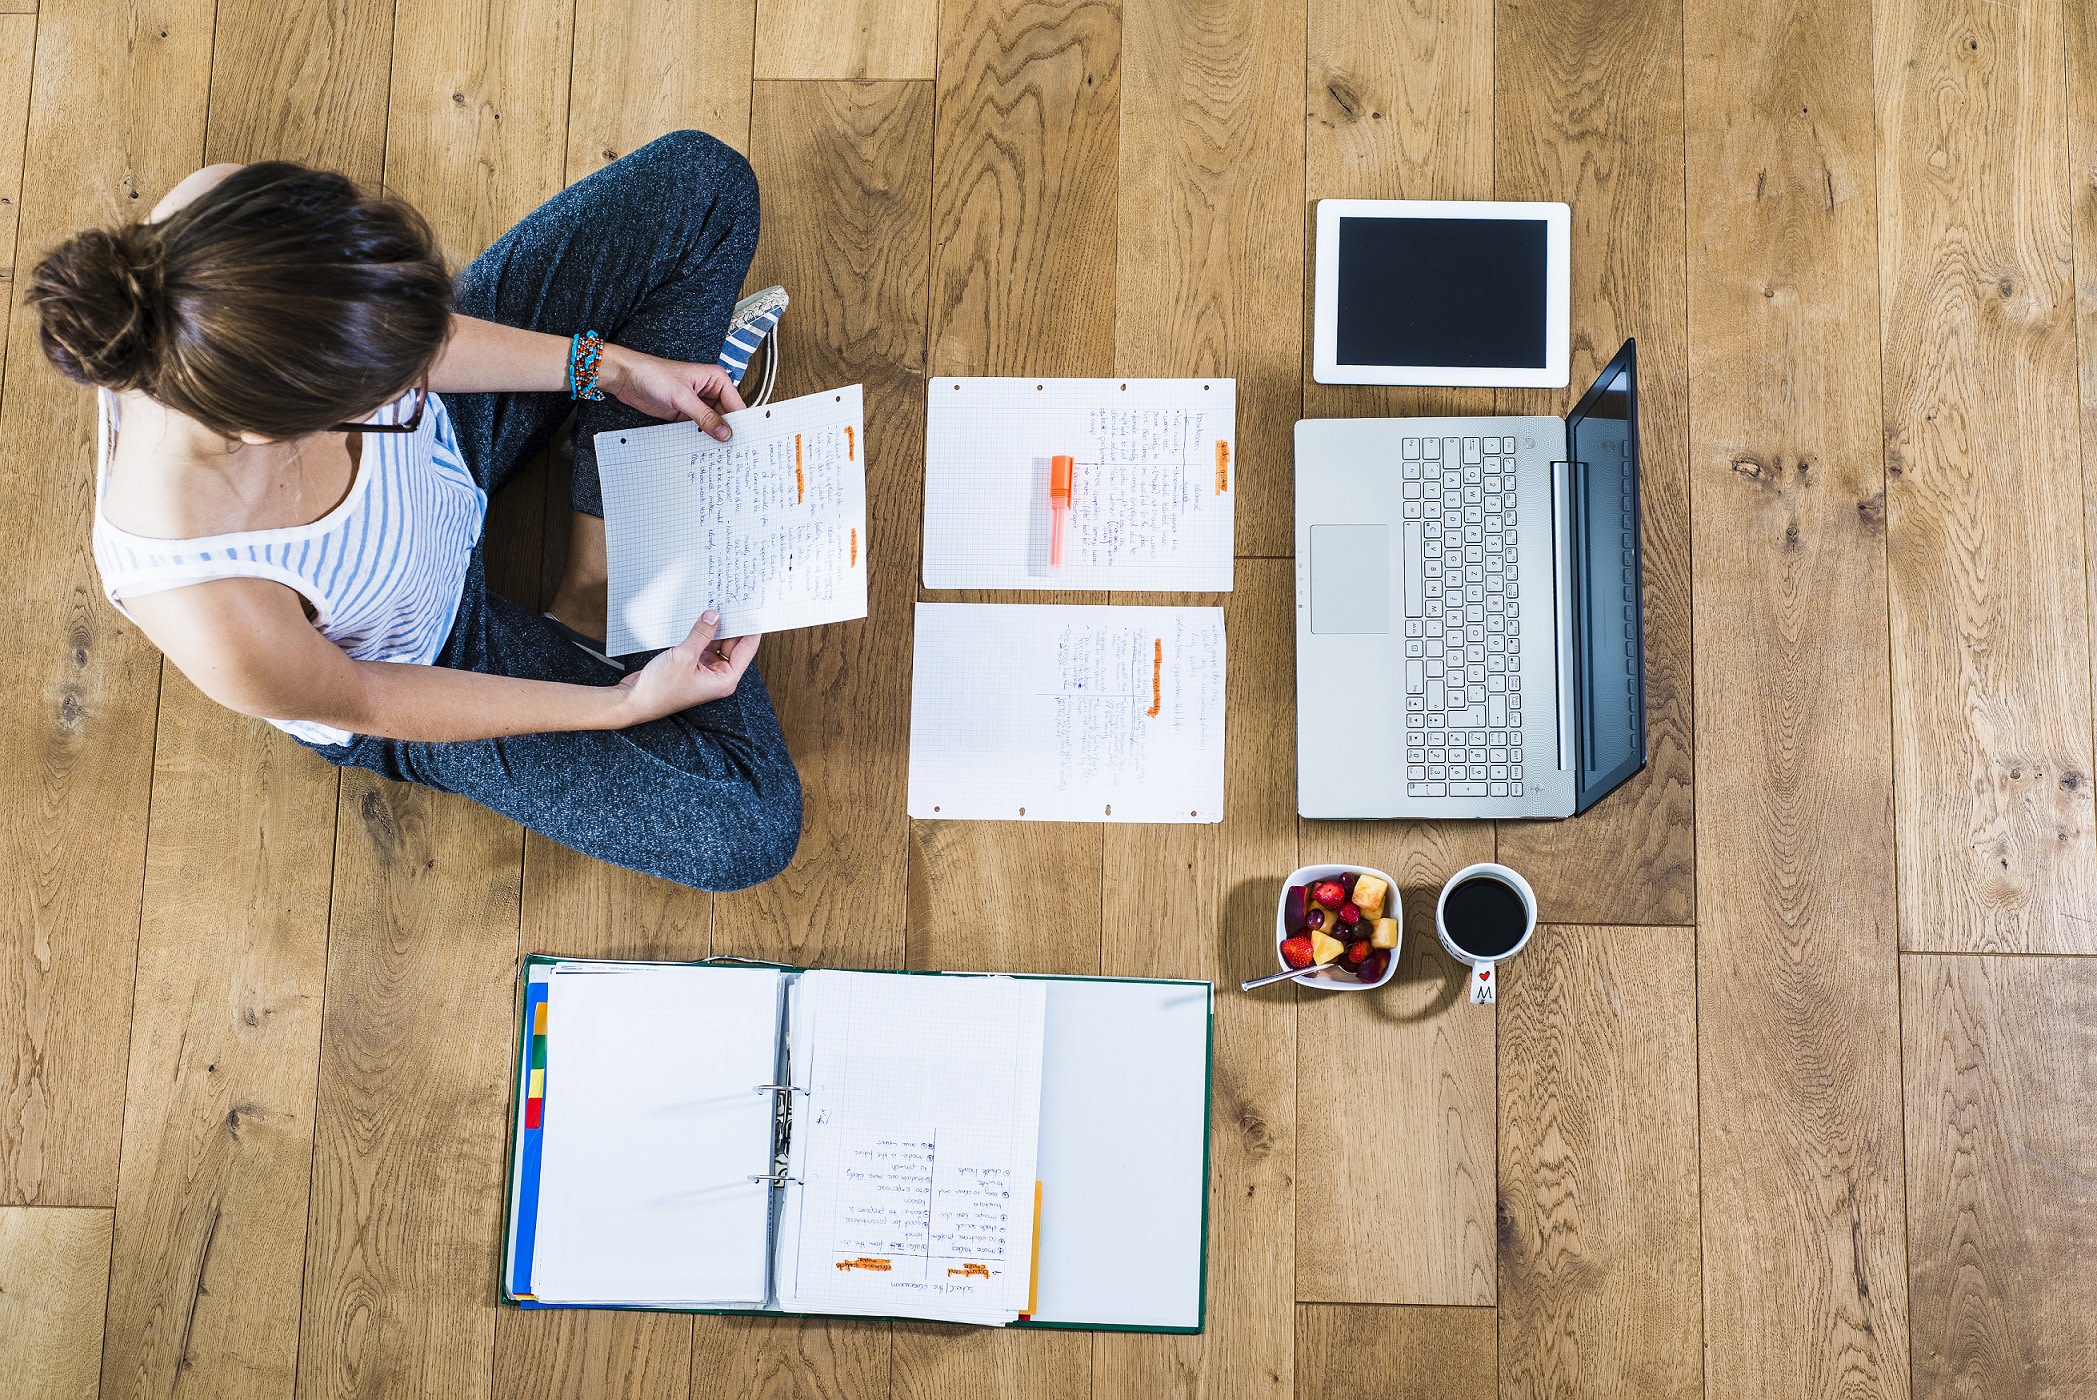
<box><xmin>1274</xmin><ymin>863</ymin><xmax>1401</xmax><ymax>991</ymax></box>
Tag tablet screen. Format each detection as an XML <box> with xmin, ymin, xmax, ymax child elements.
<box><xmin>1335</xmin><ymin>216</ymin><xmax>1550</xmax><ymax>370</ymax></box>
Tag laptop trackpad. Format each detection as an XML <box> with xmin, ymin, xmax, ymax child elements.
<box><xmin>1310</xmin><ymin>524</ymin><xmax>1392</xmax><ymax>634</ymax></box>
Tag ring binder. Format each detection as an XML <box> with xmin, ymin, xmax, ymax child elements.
<box><xmin>753</xmin><ymin>1083</ymin><xmax>809</xmax><ymax>1095</ymax></box>
<box><xmin>749</xmin><ymin>1171</ymin><xmax>803</xmax><ymax>1185</ymax></box>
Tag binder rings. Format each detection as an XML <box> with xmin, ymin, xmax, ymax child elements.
<box><xmin>500</xmin><ymin>956</ymin><xmax>1213</xmax><ymax>1332</ymax></box>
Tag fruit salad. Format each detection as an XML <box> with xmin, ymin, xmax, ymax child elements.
<box><xmin>1279</xmin><ymin>870</ymin><xmax>1398</xmax><ymax>984</ymax></box>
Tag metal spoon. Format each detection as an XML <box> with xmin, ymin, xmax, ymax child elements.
<box><xmin>1240</xmin><ymin>964</ymin><xmax>1327</xmax><ymax>992</ymax></box>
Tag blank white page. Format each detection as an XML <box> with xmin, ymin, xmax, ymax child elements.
<box><xmin>597</xmin><ymin>385</ymin><xmax>867</xmax><ymax>654</ymax></box>
<box><xmin>1030</xmin><ymin>979</ymin><xmax>1211</xmax><ymax>1329</ymax></box>
<box><xmin>907</xmin><ymin>603</ymin><xmax>1227</xmax><ymax>823</ymax></box>
<box><xmin>923</xmin><ymin>377</ymin><xmax>1235</xmax><ymax>591</ymax></box>
<box><xmin>776</xmin><ymin>971</ymin><xmax>1046</xmax><ymax>1324</ymax></box>
<box><xmin>528</xmin><ymin>965</ymin><xmax>782</xmax><ymax>1305</ymax></box>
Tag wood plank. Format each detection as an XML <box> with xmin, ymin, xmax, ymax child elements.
<box><xmin>0</xmin><ymin>13</ymin><xmax>35</xmax><ymax>292</ymax></box>
<box><xmin>1490</xmin><ymin>0</ymin><xmax>1695</xmax><ymax>926</ymax></box>
<box><xmin>2079</xmin><ymin>0</ymin><xmax>2097</xmax><ymax>911</ymax></box>
<box><xmin>1303</xmin><ymin>0</ymin><xmax>1495</xmax><ymax>423</ymax></box>
<box><xmin>1902</xmin><ymin>953</ymin><xmax>2097</xmax><ymax>1398</ymax></box>
<box><xmin>890</xmin><ymin>1325</ymin><xmax>1088</xmax><ymax>1400</ymax></box>
<box><xmin>98</xmin><ymin>678</ymin><xmax>336</xmax><ymax>1400</ymax></box>
<box><xmin>295</xmin><ymin>774</ymin><xmax>521</xmax><ymax>1399</ymax></box>
<box><xmin>0</xmin><ymin>0</ymin><xmax>214</xmax><ymax>1209</ymax></box>
<box><xmin>1496</xmin><ymin>924</ymin><xmax>1700</xmax><ymax>1400</ymax></box>
<box><xmin>1681</xmin><ymin>0</ymin><xmax>1912</xmax><ymax>1390</ymax></box>
<box><xmin>1094</xmin><ymin>561</ymin><xmax>1295</xmax><ymax>1400</ymax></box>
<box><xmin>1291</xmin><ymin>822</ymin><xmax>1496</xmax><ymax>1305</ymax></box>
<box><xmin>0</xmin><ymin>1206</ymin><xmax>111</xmax><ymax>1400</ymax></box>
<box><xmin>751</xmin><ymin>0</ymin><xmax>936</xmax><ymax>81</ymax></box>
<box><xmin>691</xmin><ymin>1315</ymin><xmax>889</xmax><ymax>1400</ymax></box>
<box><xmin>202</xmin><ymin>0</ymin><xmax>393</xmax><ymax>183</ymax></box>
<box><xmin>1878</xmin><ymin>0</ymin><xmax>2097</xmax><ymax>952</ymax></box>
<box><xmin>1295</xmin><ymin>1304</ymin><xmax>1494</xmax><ymax>1400</ymax></box>
<box><xmin>495</xmin><ymin>1309</ymin><xmax>692</xmax><ymax>1400</ymax></box>
<box><xmin>1115</xmin><ymin>0</ymin><xmax>1303</xmax><ymax>556</ymax></box>
<box><xmin>568</xmin><ymin>0</ymin><xmax>755</xmax><ymax>179</ymax></box>
<box><xmin>914</xmin><ymin>0</ymin><xmax>1121</xmax><ymax>990</ymax></box>
<box><xmin>711</xmin><ymin>80</ymin><xmax>932</xmax><ymax>971</ymax></box>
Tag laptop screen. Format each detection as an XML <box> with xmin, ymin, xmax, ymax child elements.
<box><xmin>1334</xmin><ymin>216</ymin><xmax>1550</xmax><ymax>370</ymax></box>
<box><xmin>1565</xmin><ymin>340</ymin><xmax>1646</xmax><ymax>814</ymax></box>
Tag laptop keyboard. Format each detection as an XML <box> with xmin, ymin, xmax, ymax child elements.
<box><xmin>1400</xmin><ymin>435</ymin><xmax>1523</xmax><ymax>799</ymax></box>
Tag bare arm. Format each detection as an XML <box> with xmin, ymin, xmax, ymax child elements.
<box><xmin>431</xmin><ymin>315</ymin><xmax>748</xmax><ymax>441</ymax></box>
<box><xmin>123</xmin><ymin>577</ymin><xmax>757</xmax><ymax>743</ymax></box>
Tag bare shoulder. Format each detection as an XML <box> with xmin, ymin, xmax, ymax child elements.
<box><xmin>149</xmin><ymin>163</ymin><xmax>244</xmax><ymax>223</ymax></box>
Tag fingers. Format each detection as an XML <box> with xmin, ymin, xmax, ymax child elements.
<box><xmin>682</xmin><ymin>608</ymin><xmax>721</xmax><ymax>652</ymax></box>
<box><xmin>717</xmin><ymin>631</ymin><xmax>760</xmax><ymax>683</ymax></box>
<box><xmin>675</xmin><ymin>385</ymin><xmax>729</xmax><ymax>441</ymax></box>
<box><xmin>712</xmin><ymin>371</ymin><xmax>747</xmax><ymax>416</ymax></box>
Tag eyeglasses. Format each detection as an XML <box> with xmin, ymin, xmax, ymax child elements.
<box><xmin>328</xmin><ymin>383</ymin><xmax>428</xmax><ymax>434</ymax></box>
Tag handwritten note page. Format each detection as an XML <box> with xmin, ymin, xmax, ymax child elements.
<box><xmin>597</xmin><ymin>385</ymin><xmax>867</xmax><ymax>654</ymax></box>
<box><xmin>775</xmin><ymin>971</ymin><xmax>1046</xmax><ymax>1324</ymax></box>
<box><xmin>907</xmin><ymin>603</ymin><xmax>1227</xmax><ymax>823</ymax></box>
<box><xmin>923</xmin><ymin>377</ymin><xmax>1235</xmax><ymax>590</ymax></box>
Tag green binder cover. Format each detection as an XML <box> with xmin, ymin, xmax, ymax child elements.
<box><xmin>500</xmin><ymin>954</ymin><xmax>1212</xmax><ymax>1333</ymax></box>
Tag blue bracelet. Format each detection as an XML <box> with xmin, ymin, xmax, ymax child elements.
<box><xmin>569</xmin><ymin>330</ymin><xmax>605</xmax><ymax>401</ymax></box>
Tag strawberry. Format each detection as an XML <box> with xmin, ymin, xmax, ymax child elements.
<box><xmin>1338</xmin><ymin>901</ymin><xmax>1362</xmax><ymax>925</ymax></box>
<box><xmin>1280</xmin><ymin>935</ymin><xmax>1315</xmax><ymax>970</ymax></box>
<box><xmin>1311</xmin><ymin>879</ymin><xmax>1347</xmax><ymax>909</ymax></box>
<box><xmin>1345</xmin><ymin>939</ymin><xmax>1371</xmax><ymax>966</ymax></box>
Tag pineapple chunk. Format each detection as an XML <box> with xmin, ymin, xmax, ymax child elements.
<box><xmin>1310</xmin><ymin>930</ymin><xmax>1345</xmax><ymax>965</ymax></box>
<box><xmin>1371</xmin><ymin>917</ymin><xmax>1399</xmax><ymax>950</ymax></box>
<box><xmin>1352</xmin><ymin>874</ymin><xmax>1390</xmax><ymax>920</ymax></box>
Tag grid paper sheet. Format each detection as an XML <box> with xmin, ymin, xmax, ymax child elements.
<box><xmin>907</xmin><ymin>603</ymin><xmax>1227</xmax><ymax>823</ymax></box>
<box><xmin>776</xmin><ymin>971</ymin><xmax>1047</xmax><ymax>1324</ymax></box>
<box><xmin>923</xmin><ymin>377</ymin><xmax>1235</xmax><ymax>590</ymax></box>
<box><xmin>597</xmin><ymin>385</ymin><xmax>867</xmax><ymax>654</ymax></box>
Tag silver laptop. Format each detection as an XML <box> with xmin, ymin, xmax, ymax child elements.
<box><xmin>1294</xmin><ymin>340</ymin><xmax>1646</xmax><ymax>820</ymax></box>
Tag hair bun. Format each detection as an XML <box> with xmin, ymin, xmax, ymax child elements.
<box><xmin>27</xmin><ymin>224</ymin><xmax>171</xmax><ymax>391</ymax></box>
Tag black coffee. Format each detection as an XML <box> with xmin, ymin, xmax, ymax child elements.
<box><xmin>1443</xmin><ymin>876</ymin><xmax>1529</xmax><ymax>958</ymax></box>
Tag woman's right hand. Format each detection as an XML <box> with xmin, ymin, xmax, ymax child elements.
<box><xmin>614</xmin><ymin>610</ymin><xmax>760</xmax><ymax>724</ymax></box>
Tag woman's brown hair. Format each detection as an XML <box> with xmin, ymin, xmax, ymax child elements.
<box><xmin>26</xmin><ymin>161</ymin><xmax>453</xmax><ymax>440</ymax></box>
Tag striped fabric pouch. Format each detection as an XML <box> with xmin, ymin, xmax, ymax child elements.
<box><xmin>719</xmin><ymin>285</ymin><xmax>788</xmax><ymax>405</ymax></box>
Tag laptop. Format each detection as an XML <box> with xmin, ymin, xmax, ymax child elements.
<box><xmin>1293</xmin><ymin>339</ymin><xmax>1646</xmax><ymax>820</ymax></box>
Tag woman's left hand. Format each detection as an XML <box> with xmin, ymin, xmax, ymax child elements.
<box><xmin>598</xmin><ymin>344</ymin><xmax>746</xmax><ymax>441</ymax></box>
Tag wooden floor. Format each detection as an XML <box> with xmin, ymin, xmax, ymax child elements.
<box><xmin>2</xmin><ymin>0</ymin><xmax>2095</xmax><ymax>1395</ymax></box>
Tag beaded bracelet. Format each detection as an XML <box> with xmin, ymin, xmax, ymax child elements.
<box><xmin>568</xmin><ymin>330</ymin><xmax>605</xmax><ymax>401</ymax></box>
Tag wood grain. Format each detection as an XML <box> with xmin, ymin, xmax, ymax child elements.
<box><xmin>1116</xmin><ymin>0</ymin><xmax>1303</xmax><ymax>556</ymax></box>
<box><xmin>495</xmin><ymin>1308</ymin><xmax>693</xmax><ymax>1400</ymax></box>
<box><xmin>1291</xmin><ymin>826</ymin><xmax>1497</xmax><ymax>1305</ymax></box>
<box><xmin>890</xmin><ymin>1324</ymin><xmax>1088</xmax><ymax>1400</ymax></box>
<box><xmin>1295</xmin><ymin>1304</ymin><xmax>1495</xmax><ymax>1400</ymax></box>
<box><xmin>927</xmin><ymin>0</ymin><xmax>1118</xmax><ymax>379</ymax></box>
<box><xmin>1902</xmin><ymin>954</ymin><xmax>2097</xmax><ymax>1398</ymax></box>
<box><xmin>1496</xmin><ymin>924</ymin><xmax>1700</xmax><ymax>1400</ymax></box>
<box><xmin>568</xmin><ymin>0</ymin><xmax>756</xmax><ymax>179</ymax></box>
<box><xmin>1877</xmin><ymin>0</ymin><xmax>2097</xmax><ymax>952</ymax></box>
<box><xmin>753</xmin><ymin>0</ymin><xmax>936</xmax><ymax>81</ymax></box>
<box><xmin>1303</xmin><ymin>0</ymin><xmax>1495</xmax><ymax>423</ymax></box>
<box><xmin>1094</xmin><ymin>561</ymin><xmax>1296</xmax><ymax>1400</ymax></box>
<box><xmin>691</xmin><ymin>1315</ymin><xmax>890</xmax><ymax>1400</ymax></box>
<box><xmin>0</xmin><ymin>0</ymin><xmax>214</xmax><ymax>1209</ymax></box>
<box><xmin>202</xmin><ymin>0</ymin><xmax>393</xmax><ymax>183</ymax></box>
<box><xmin>0</xmin><ymin>14</ymin><xmax>35</xmax><ymax>294</ymax></box>
<box><xmin>295</xmin><ymin>774</ymin><xmax>521</xmax><ymax>1399</ymax></box>
<box><xmin>1682</xmin><ymin>0</ymin><xmax>1912</xmax><ymax>1391</ymax></box>
<box><xmin>2078</xmin><ymin>0</ymin><xmax>2097</xmax><ymax>938</ymax></box>
<box><xmin>0</xmin><ymin>1206</ymin><xmax>111</xmax><ymax>1400</ymax></box>
<box><xmin>98</xmin><ymin>677</ymin><xmax>336</xmax><ymax>1400</ymax></box>
<box><xmin>1490</xmin><ymin>0</ymin><xmax>1695</xmax><ymax>927</ymax></box>
<box><xmin>713</xmin><ymin>80</ymin><xmax>932</xmax><ymax>972</ymax></box>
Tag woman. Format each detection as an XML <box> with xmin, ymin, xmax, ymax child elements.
<box><xmin>26</xmin><ymin>131</ymin><xmax>801</xmax><ymax>891</ymax></box>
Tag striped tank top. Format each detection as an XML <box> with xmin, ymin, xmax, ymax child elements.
<box><xmin>92</xmin><ymin>387</ymin><xmax>487</xmax><ymax>746</ymax></box>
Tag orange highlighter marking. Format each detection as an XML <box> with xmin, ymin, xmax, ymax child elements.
<box><xmin>1048</xmin><ymin>454</ymin><xmax>1074</xmax><ymax>569</ymax></box>
<box><xmin>845</xmin><ymin>424</ymin><xmax>856</xmax><ymax>460</ymax></box>
<box><xmin>1147</xmin><ymin>638</ymin><xmax>1163</xmax><ymax>718</ymax></box>
<box><xmin>947</xmin><ymin>1262</ymin><xmax>990</xmax><ymax>1280</ymax></box>
<box><xmin>849</xmin><ymin>527</ymin><xmax>858</xmax><ymax>567</ymax></box>
<box><xmin>794</xmin><ymin>433</ymin><xmax>805</xmax><ymax>503</ymax></box>
<box><xmin>1214</xmin><ymin>439</ymin><xmax>1230</xmax><ymax>495</ymax></box>
<box><xmin>836</xmin><ymin>1257</ymin><xmax>892</xmax><ymax>1272</ymax></box>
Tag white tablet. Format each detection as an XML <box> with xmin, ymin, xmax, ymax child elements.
<box><xmin>1312</xmin><ymin>199</ymin><xmax>1571</xmax><ymax>388</ymax></box>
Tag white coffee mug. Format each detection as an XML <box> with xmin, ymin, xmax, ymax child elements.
<box><xmin>1435</xmin><ymin>863</ymin><xmax>1537</xmax><ymax>1005</ymax></box>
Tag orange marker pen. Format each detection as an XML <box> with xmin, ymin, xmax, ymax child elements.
<box><xmin>1049</xmin><ymin>454</ymin><xmax>1074</xmax><ymax>568</ymax></box>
